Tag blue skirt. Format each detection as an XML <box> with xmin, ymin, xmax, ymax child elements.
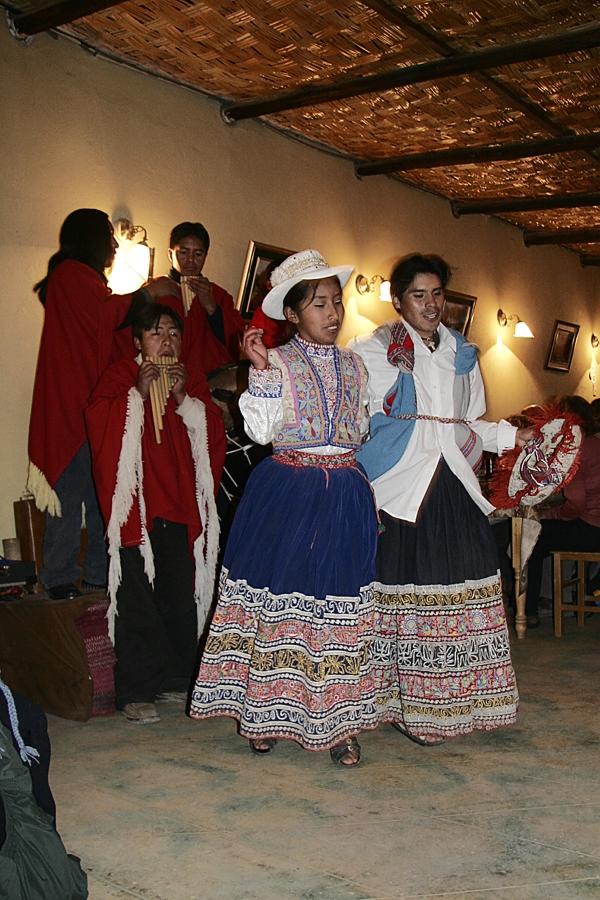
<box><xmin>223</xmin><ymin>454</ymin><xmax>377</xmax><ymax>599</ymax></box>
<box><xmin>191</xmin><ymin>453</ymin><xmax>380</xmax><ymax>749</ymax></box>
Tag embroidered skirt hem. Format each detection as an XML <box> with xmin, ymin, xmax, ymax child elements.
<box><xmin>190</xmin><ymin>570</ymin><xmax>379</xmax><ymax>750</ymax></box>
<box><xmin>190</xmin><ymin>458</ymin><xmax>379</xmax><ymax>750</ymax></box>
<box><xmin>372</xmin><ymin>463</ymin><xmax>518</xmax><ymax>741</ymax></box>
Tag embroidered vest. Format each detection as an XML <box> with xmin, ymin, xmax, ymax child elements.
<box><xmin>272</xmin><ymin>338</ymin><xmax>365</xmax><ymax>451</ymax></box>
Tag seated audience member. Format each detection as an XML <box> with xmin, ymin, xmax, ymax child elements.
<box><xmin>0</xmin><ymin>678</ymin><xmax>87</xmax><ymax>898</ymax></box>
<box><xmin>525</xmin><ymin>395</ymin><xmax>600</xmax><ymax>627</ymax></box>
<box><xmin>86</xmin><ymin>304</ymin><xmax>226</xmax><ymax>724</ymax></box>
<box><xmin>0</xmin><ymin>680</ymin><xmax>55</xmax><ymax>827</ymax></box>
<box><xmin>27</xmin><ymin>208</ymin><xmax>161</xmax><ymax>601</ymax></box>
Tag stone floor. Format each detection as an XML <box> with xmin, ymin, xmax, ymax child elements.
<box><xmin>48</xmin><ymin>617</ymin><xmax>600</xmax><ymax>900</ymax></box>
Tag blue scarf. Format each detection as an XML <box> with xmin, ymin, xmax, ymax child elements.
<box><xmin>356</xmin><ymin>323</ymin><xmax>478</xmax><ymax>481</ymax></box>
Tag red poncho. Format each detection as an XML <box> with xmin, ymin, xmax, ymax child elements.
<box><xmin>111</xmin><ymin>281</ymin><xmax>245</xmax><ymax>376</ymax></box>
<box><xmin>85</xmin><ymin>358</ymin><xmax>226</xmax><ymax>640</ymax></box>
<box><xmin>27</xmin><ymin>260</ymin><xmax>132</xmax><ymax>514</ymax></box>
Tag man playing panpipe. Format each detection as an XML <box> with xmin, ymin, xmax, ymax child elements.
<box><xmin>86</xmin><ymin>304</ymin><xmax>226</xmax><ymax>724</ymax></box>
<box><xmin>112</xmin><ymin>222</ymin><xmax>245</xmax><ymax>376</ymax></box>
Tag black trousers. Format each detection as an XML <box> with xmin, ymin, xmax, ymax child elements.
<box><xmin>525</xmin><ymin>517</ymin><xmax>600</xmax><ymax>615</ymax></box>
<box><xmin>114</xmin><ymin>520</ymin><xmax>197</xmax><ymax>708</ymax></box>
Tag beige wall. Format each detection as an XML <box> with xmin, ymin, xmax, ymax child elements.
<box><xmin>1</xmin><ymin>24</ymin><xmax>599</xmax><ymax>539</ymax></box>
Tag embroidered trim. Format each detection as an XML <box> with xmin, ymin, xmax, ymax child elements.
<box><xmin>294</xmin><ymin>335</ymin><xmax>337</xmax><ymax>357</ymax></box>
<box><xmin>391</xmin><ymin>413</ymin><xmax>469</xmax><ymax>425</ymax></box>
<box><xmin>270</xmin><ymin>250</ymin><xmax>328</xmax><ymax>284</ymax></box>
<box><xmin>274</xmin><ymin>450</ymin><xmax>357</xmax><ymax>469</ymax></box>
<box><xmin>247</xmin><ymin>365</ymin><xmax>282</xmax><ymax>398</ymax></box>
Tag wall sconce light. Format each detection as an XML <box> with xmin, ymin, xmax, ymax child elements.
<box><xmin>355</xmin><ymin>273</ymin><xmax>392</xmax><ymax>302</ymax></box>
<box><xmin>497</xmin><ymin>309</ymin><xmax>534</xmax><ymax>339</ymax></box>
<box><xmin>107</xmin><ymin>218</ymin><xmax>154</xmax><ymax>293</ymax></box>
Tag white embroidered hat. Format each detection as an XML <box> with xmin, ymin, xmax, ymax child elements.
<box><xmin>262</xmin><ymin>249</ymin><xmax>354</xmax><ymax>320</ymax></box>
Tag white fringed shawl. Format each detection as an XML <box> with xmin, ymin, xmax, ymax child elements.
<box><xmin>106</xmin><ymin>389</ymin><xmax>218</xmax><ymax>644</ymax></box>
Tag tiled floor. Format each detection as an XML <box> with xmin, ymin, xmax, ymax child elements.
<box><xmin>48</xmin><ymin>617</ymin><xmax>600</xmax><ymax>899</ymax></box>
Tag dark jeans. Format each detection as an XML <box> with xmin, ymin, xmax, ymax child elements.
<box><xmin>114</xmin><ymin>520</ymin><xmax>197</xmax><ymax>708</ymax></box>
<box><xmin>525</xmin><ymin>518</ymin><xmax>600</xmax><ymax>615</ymax></box>
<box><xmin>40</xmin><ymin>442</ymin><xmax>107</xmax><ymax>590</ymax></box>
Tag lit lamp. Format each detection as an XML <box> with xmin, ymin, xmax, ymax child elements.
<box><xmin>497</xmin><ymin>309</ymin><xmax>534</xmax><ymax>339</ymax></box>
<box><xmin>107</xmin><ymin>219</ymin><xmax>153</xmax><ymax>293</ymax></box>
<box><xmin>355</xmin><ymin>273</ymin><xmax>392</xmax><ymax>302</ymax></box>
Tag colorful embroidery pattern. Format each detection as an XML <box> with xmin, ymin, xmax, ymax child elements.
<box><xmin>272</xmin><ymin>337</ymin><xmax>365</xmax><ymax>451</ymax></box>
<box><xmin>190</xmin><ymin>568</ymin><xmax>380</xmax><ymax>750</ymax></box>
<box><xmin>370</xmin><ymin>574</ymin><xmax>518</xmax><ymax>740</ymax></box>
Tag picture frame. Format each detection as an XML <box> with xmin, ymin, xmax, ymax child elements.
<box><xmin>442</xmin><ymin>290</ymin><xmax>477</xmax><ymax>337</ymax></box>
<box><xmin>545</xmin><ymin>320</ymin><xmax>579</xmax><ymax>372</ymax></box>
<box><xmin>236</xmin><ymin>240</ymin><xmax>295</xmax><ymax>319</ymax></box>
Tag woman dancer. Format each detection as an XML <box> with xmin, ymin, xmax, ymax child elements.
<box><xmin>190</xmin><ymin>250</ymin><xmax>378</xmax><ymax>766</ymax></box>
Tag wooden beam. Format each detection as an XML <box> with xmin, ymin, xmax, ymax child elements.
<box><xmin>451</xmin><ymin>192</ymin><xmax>600</xmax><ymax>217</ymax></box>
<box><xmin>222</xmin><ymin>23</ymin><xmax>600</xmax><ymax>122</ymax></box>
<box><xmin>580</xmin><ymin>256</ymin><xmax>600</xmax><ymax>266</ymax></box>
<box><xmin>356</xmin><ymin>131</ymin><xmax>600</xmax><ymax>177</ymax></box>
<box><xmin>524</xmin><ymin>228</ymin><xmax>600</xmax><ymax>246</ymax></box>
<box><xmin>360</xmin><ymin>1</ymin><xmax>569</xmax><ymax>138</ymax></box>
<box><xmin>11</xmin><ymin>0</ymin><xmax>125</xmax><ymax>36</ymax></box>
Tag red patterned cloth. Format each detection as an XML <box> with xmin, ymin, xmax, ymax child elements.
<box><xmin>75</xmin><ymin>598</ymin><xmax>116</xmax><ymax>716</ymax></box>
<box><xmin>489</xmin><ymin>408</ymin><xmax>582</xmax><ymax>509</ymax></box>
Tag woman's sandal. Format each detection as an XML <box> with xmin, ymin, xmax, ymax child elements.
<box><xmin>329</xmin><ymin>736</ymin><xmax>361</xmax><ymax>767</ymax></box>
<box><xmin>390</xmin><ymin>722</ymin><xmax>445</xmax><ymax>746</ymax></box>
<box><xmin>249</xmin><ymin>738</ymin><xmax>277</xmax><ymax>755</ymax></box>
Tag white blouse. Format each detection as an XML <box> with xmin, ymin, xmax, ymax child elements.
<box><xmin>350</xmin><ymin>320</ymin><xmax>516</xmax><ymax>521</ymax></box>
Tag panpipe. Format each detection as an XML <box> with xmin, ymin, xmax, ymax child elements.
<box><xmin>148</xmin><ymin>356</ymin><xmax>178</xmax><ymax>443</ymax></box>
<box><xmin>180</xmin><ymin>276</ymin><xmax>194</xmax><ymax>315</ymax></box>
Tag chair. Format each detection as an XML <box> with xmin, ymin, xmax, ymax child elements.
<box><xmin>552</xmin><ymin>551</ymin><xmax>600</xmax><ymax>637</ymax></box>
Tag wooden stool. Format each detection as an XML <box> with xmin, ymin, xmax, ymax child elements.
<box><xmin>552</xmin><ymin>551</ymin><xmax>600</xmax><ymax>637</ymax></box>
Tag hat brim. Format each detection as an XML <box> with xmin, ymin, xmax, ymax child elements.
<box><xmin>262</xmin><ymin>265</ymin><xmax>354</xmax><ymax>320</ymax></box>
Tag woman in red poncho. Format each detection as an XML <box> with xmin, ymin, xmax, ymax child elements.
<box><xmin>28</xmin><ymin>209</ymin><xmax>140</xmax><ymax>599</ymax></box>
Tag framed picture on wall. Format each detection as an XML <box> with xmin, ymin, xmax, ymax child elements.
<box><xmin>236</xmin><ymin>240</ymin><xmax>295</xmax><ymax>319</ymax></box>
<box><xmin>545</xmin><ymin>320</ymin><xmax>579</xmax><ymax>372</ymax></box>
<box><xmin>442</xmin><ymin>290</ymin><xmax>477</xmax><ymax>337</ymax></box>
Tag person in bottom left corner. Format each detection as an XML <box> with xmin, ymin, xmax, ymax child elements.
<box><xmin>85</xmin><ymin>303</ymin><xmax>226</xmax><ymax>724</ymax></box>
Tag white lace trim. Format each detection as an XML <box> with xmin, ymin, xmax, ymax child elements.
<box><xmin>106</xmin><ymin>387</ymin><xmax>153</xmax><ymax>643</ymax></box>
<box><xmin>176</xmin><ymin>396</ymin><xmax>220</xmax><ymax>638</ymax></box>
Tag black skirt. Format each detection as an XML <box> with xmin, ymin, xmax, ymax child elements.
<box><xmin>377</xmin><ymin>460</ymin><xmax>500</xmax><ymax>586</ymax></box>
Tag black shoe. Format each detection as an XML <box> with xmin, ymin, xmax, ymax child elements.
<box><xmin>81</xmin><ymin>580</ymin><xmax>107</xmax><ymax>594</ymax></box>
<box><xmin>47</xmin><ymin>583</ymin><xmax>81</xmax><ymax>600</ymax></box>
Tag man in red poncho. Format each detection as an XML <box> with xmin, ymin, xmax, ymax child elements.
<box><xmin>86</xmin><ymin>304</ymin><xmax>225</xmax><ymax>724</ymax></box>
<box><xmin>112</xmin><ymin>221</ymin><xmax>245</xmax><ymax>377</ymax></box>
